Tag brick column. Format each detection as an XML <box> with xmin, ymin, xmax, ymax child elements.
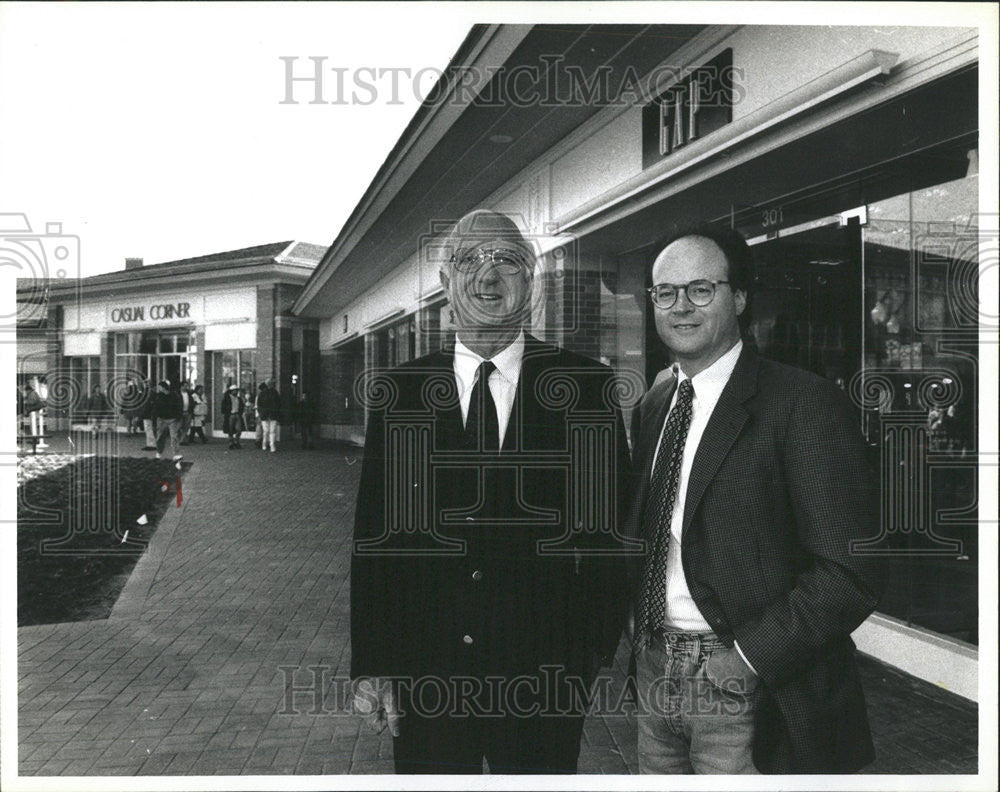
<box><xmin>256</xmin><ymin>286</ymin><xmax>275</xmax><ymax>381</ymax></box>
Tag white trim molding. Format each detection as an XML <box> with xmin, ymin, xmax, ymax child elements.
<box><xmin>853</xmin><ymin>612</ymin><xmax>978</xmax><ymax>701</ymax></box>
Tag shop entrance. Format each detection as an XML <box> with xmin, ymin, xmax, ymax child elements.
<box><xmin>154</xmin><ymin>354</ymin><xmax>186</xmax><ymax>387</ymax></box>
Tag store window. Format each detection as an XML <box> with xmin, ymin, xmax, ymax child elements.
<box><xmin>113</xmin><ymin>329</ymin><xmax>197</xmax><ymax>387</ymax></box>
<box><xmin>598</xmin><ymin>141</ymin><xmax>979</xmax><ymax>645</ymax></box>
<box><xmin>372</xmin><ymin>316</ymin><xmax>418</xmax><ymax>368</ymax></box>
<box><xmin>65</xmin><ymin>356</ymin><xmax>100</xmax><ymax>416</ymax></box>
<box><xmin>859</xmin><ymin>158</ymin><xmax>978</xmax><ymax>644</ymax></box>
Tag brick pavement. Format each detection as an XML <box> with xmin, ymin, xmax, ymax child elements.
<box><xmin>17</xmin><ymin>433</ymin><xmax>977</xmax><ymax>777</ymax></box>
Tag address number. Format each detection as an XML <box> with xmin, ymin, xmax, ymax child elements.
<box><xmin>761</xmin><ymin>207</ymin><xmax>784</xmax><ymax>228</ymax></box>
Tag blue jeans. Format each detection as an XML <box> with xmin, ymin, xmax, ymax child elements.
<box><xmin>154</xmin><ymin>418</ymin><xmax>182</xmax><ymax>457</ymax></box>
<box><xmin>636</xmin><ymin>631</ymin><xmax>759</xmax><ymax>774</ymax></box>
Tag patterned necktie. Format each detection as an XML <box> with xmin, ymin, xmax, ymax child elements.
<box><xmin>465</xmin><ymin>360</ymin><xmax>499</xmax><ymax>451</ymax></box>
<box><xmin>636</xmin><ymin>378</ymin><xmax>695</xmax><ymax>648</ymax></box>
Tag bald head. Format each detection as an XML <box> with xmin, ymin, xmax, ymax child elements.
<box><xmin>440</xmin><ymin>210</ymin><xmax>535</xmax><ymax>277</ymax></box>
<box><xmin>650</xmin><ymin>233</ymin><xmax>747</xmax><ymax>377</ymax></box>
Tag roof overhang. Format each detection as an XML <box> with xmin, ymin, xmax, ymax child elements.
<box><xmin>293</xmin><ymin>23</ymin><xmax>706</xmax><ymax>318</ymax></box>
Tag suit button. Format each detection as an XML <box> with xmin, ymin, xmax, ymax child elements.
<box><xmin>472</xmin><ymin>570</ymin><xmax>483</xmax><ymax>582</ymax></box>
<box><xmin>463</xmin><ymin>634</ymin><xmax>474</xmax><ymax>645</ymax></box>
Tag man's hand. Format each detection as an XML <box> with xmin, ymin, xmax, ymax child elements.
<box><xmin>703</xmin><ymin>647</ymin><xmax>759</xmax><ymax>696</ymax></box>
<box><xmin>352</xmin><ymin>677</ymin><xmax>400</xmax><ymax>737</ymax></box>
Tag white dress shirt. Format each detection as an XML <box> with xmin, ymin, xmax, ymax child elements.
<box><xmin>453</xmin><ymin>331</ymin><xmax>524</xmax><ymax>447</ymax></box>
<box><xmin>651</xmin><ymin>339</ymin><xmax>743</xmax><ymax>632</ymax></box>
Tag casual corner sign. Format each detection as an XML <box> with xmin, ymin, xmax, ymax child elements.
<box><xmin>110</xmin><ymin>302</ymin><xmax>192</xmax><ymax>323</ymax></box>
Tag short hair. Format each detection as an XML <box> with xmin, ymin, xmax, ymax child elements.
<box><xmin>657</xmin><ymin>223</ymin><xmax>755</xmax><ymax>332</ymax></box>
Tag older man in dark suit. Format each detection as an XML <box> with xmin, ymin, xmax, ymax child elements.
<box><xmin>627</xmin><ymin>225</ymin><xmax>884</xmax><ymax>774</ymax></box>
<box><xmin>350</xmin><ymin>210</ymin><xmax>633</xmax><ymax>774</ymax></box>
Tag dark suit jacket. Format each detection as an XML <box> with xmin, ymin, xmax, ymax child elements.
<box><xmin>350</xmin><ymin>335</ymin><xmax>633</xmax><ymax>696</ymax></box>
<box><xmin>626</xmin><ymin>346</ymin><xmax>885</xmax><ymax>773</ymax></box>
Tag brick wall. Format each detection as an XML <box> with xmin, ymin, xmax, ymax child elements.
<box><xmin>545</xmin><ymin>262</ymin><xmax>605</xmax><ymax>360</ymax></box>
<box><xmin>255</xmin><ymin>286</ymin><xmax>275</xmax><ymax>381</ymax></box>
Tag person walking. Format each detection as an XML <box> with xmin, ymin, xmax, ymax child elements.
<box><xmin>21</xmin><ymin>383</ymin><xmax>43</xmax><ymax>438</ymax></box>
<box><xmin>254</xmin><ymin>383</ymin><xmax>266</xmax><ymax>449</ymax></box>
<box><xmin>86</xmin><ymin>385</ymin><xmax>111</xmax><ymax>431</ymax></box>
<box><xmin>120</xmin><ymin>380</ymin><xmax>141</xmax><ymax>435</ymax></box>
<box><xmin>152</xmin><ymin>380</ymin><xmax>184</xmax><ymax>460</ymax></box>
<box><xmin>22</xmin><ymin>382</ymin><xmax>43</xmax><ymax>418</ymax></box>
<box><xmin>221</xmin><ymin>384</ymin><xmax>245</xmax><ymax>449</ymax></box>
<box><xmin>178</xmin><ymin>381</ymin><xmax>194</xmax><ymax>446</ymax></box>
<box><xmin>138</xmin><ymin>385</ymin><xmax>157</xmax><ymax>450</ymax></box>
<box><xmin>189</xmin><ymin>384</ymin><xmax>209</xmax><ymax>443</ymax></box>
<box><xmin>294</xmin><ymin>390</ymin><xmax>316</xmax><ymax>449</ymax></box>
<box><xmin>257</xmin><ymin>379</ymin><xmax>281</xmax><ymax>452</ymax></box>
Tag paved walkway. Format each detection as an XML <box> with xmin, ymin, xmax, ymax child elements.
<box><xmin>17</xmin><ymin>433</ymin><xmax>977</xmax><ymax>776</ymax></box>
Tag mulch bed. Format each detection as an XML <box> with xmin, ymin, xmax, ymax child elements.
<box><xmin>17</xmin><ymin>454</ymin><xmax>191</xmax><ymax>627</ymax></box>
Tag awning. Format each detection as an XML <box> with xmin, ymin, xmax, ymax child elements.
<box><xmin>204</xmin><ymin>322</ymin><xmax>256</xmax><ymax>350</ymax></box>
<box><xmin>63</xmin><ymin>331</ymin><xmax>102</xmax><ymax>357</ymax></box>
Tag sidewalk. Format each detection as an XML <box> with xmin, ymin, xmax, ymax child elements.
<box><xmin>17</xmin><ymin>434</ymin><xmax>977</xmax><ymax>776</ymax></box>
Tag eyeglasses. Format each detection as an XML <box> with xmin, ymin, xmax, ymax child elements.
<box><xmin>452</xmin><ymin>246</ymin><xmax>532</xmax><ymax>275</ymax></box>
<box><xmin>647</xmin><ymin>279</ymin><xmax>730</xmax><ymax>309</ymax></box>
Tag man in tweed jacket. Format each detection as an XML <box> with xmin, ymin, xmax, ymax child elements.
<box><xmin>627</xmin><ymin>225</ymin><xmax>884</xmax><ymax>773</ymax></box>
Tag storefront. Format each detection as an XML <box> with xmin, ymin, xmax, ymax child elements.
<box><xmin>293</xmin><ymin>24</ymin><xmax>989</xmax><ymax>696</ymax></box>
<box><xmin>17</xmin><ymin>241</ymin><xmax>324</xmax><ymax>438</ymax></box>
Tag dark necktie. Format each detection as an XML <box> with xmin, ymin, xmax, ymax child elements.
<box><xmin>636</xmin><ymin>378</ymin><xmax>695</xmax><ymax>648</ymax></box>
<box><xmin>465</xmin><ymin>360</ymin><xmax>499</xmax><ymax>452</ymax></box>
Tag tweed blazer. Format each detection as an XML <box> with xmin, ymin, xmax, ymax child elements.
<box><xmin>626</xmin><ymin>346</ymin><xmax>885</xmax><ymax>773</ymax></box>
<box><xmin>350</xmin><ymin>335</ymin><xmax>634</xmax><ymax>689</ymax></box>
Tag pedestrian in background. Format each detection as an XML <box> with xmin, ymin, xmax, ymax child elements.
<box><xmin>295</xmin><ymin>390</ymin><xmax>316</xmax><ymax>449</ymax></box>
<box><xmin>21</xmin><ymin>383</ymin><xmax>43</xmax><ymax>437</ymax></box>
<box><xmin>152</xmin><ymin>380</ymin><xmax>184</xmax><ymax>460</ymax></box>
<box><xmin>257</xmin><ymin>379</ymin><xmax>281</xmax><ymax>453</ymax></box>
<box><xmin>222</xmin><ymin>384</ymin><xmax>245</xmax><ymax>449</ymax></box>
<box><xmin>86</xmin><ymin>385</ymin><xmax>111</xmax><ymax>431</ymax></box>
<box><xmin>22</xmin><ymin>382</ymin><xmax>43</xmax><ymax>418</ymax></box>
<box><xmin>189</xmin><ymin>384</ymin><xmax>209</xmax><ymax>444</ymax></box>
<box><xmin>120</xmin><ymin>380</ymin><xmax>140</xmax><ymax>435</ymax></box>
<box><xmin>178</xmin><ymin>380</ymin><xmax>194</xmax><ymax>446</ymax></box>
<box><xmin>254</xmin><ymin>383</ymin><xmax>266</xmax><ymax>449</ymax></box>
<box><xmin>138</xmin><ymin>386</ymin><xmax>156</xmax><ymax>450</ymax></box>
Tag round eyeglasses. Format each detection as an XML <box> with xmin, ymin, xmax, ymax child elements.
<box><xmin>647</xmin><ymin>279</ymin><xmax>730</xmax><ymax>309</ymax></box>
<box><xmin>452</xmin><ymin>246</ymin><xmax>532</xmax><ymax>275</ymax></box>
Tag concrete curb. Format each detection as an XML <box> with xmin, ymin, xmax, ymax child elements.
<box><xmin>108</xmin><ymin>461</ymin><xmax>199</xmax><ymax>622</ymax></box>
